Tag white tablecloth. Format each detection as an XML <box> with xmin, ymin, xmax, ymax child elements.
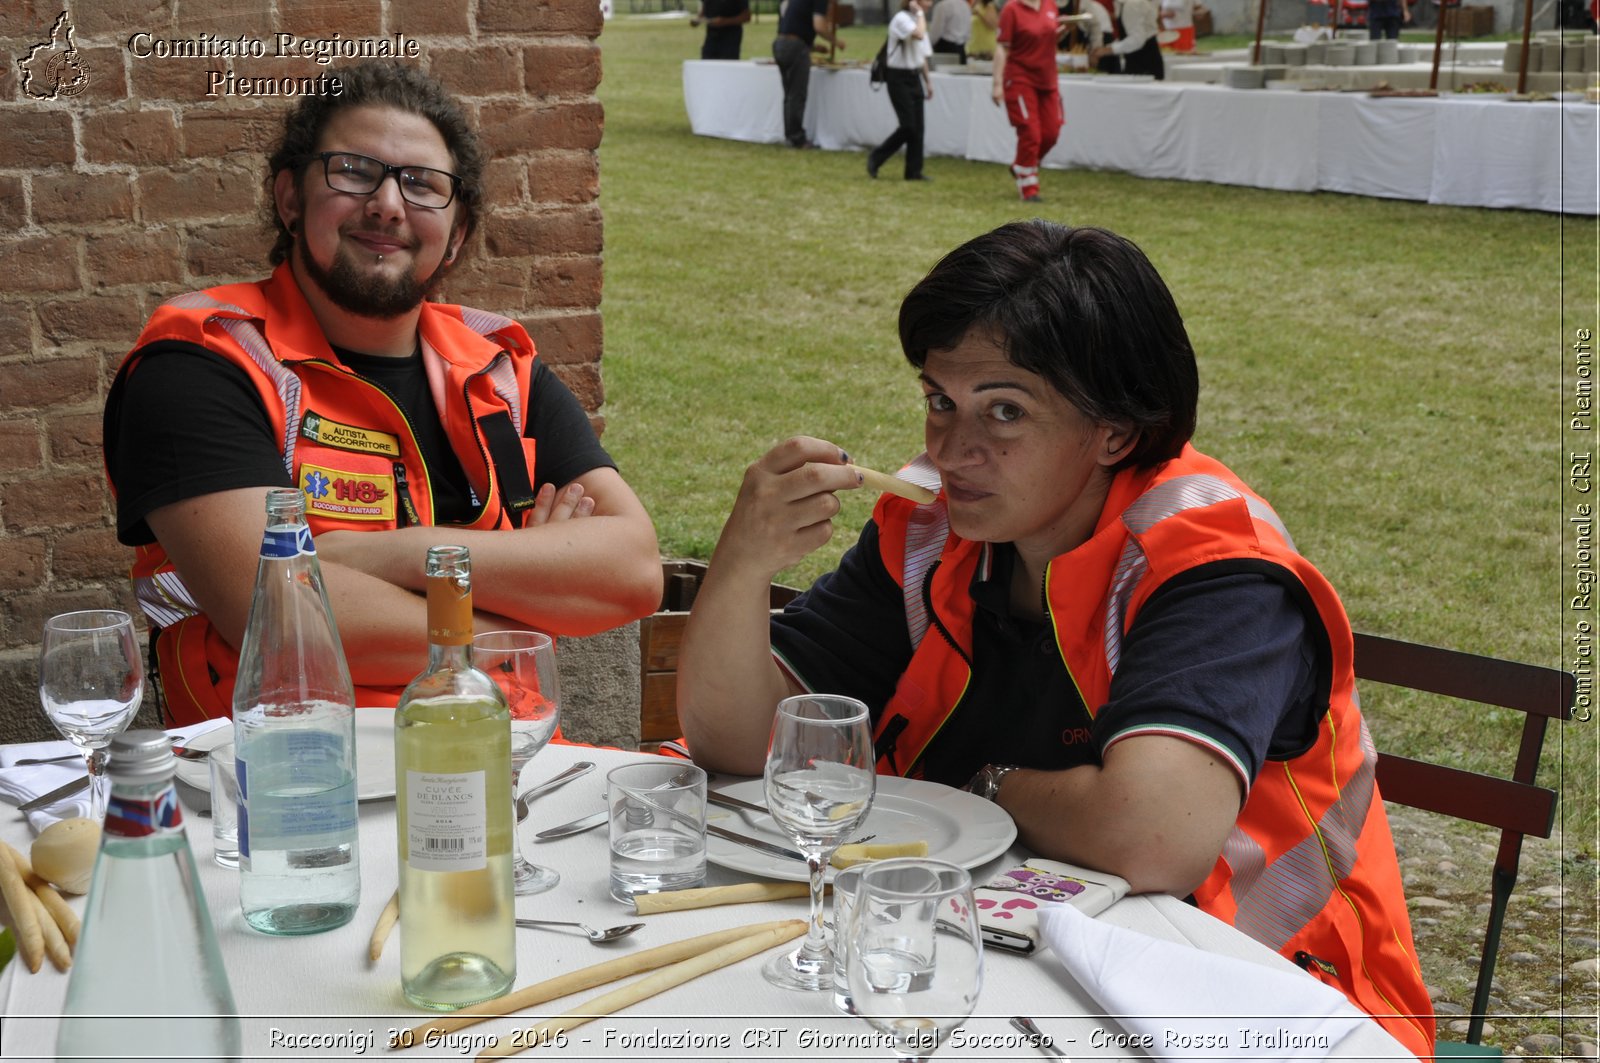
<box><xmin>683</xmin><ymin>59</ymin><xmax>1600</xmax><ymax>214</ymax></box>
<box><xmin>0</xmin><ymin>743</ymin><xmax>1411</xmax><ymax>1060</ymax></box>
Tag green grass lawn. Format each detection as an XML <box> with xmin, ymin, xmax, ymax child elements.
<box><xmin>592</xmin><ymin>16</ymin><xmax>1597</xmax><ymax>849</ymax></box>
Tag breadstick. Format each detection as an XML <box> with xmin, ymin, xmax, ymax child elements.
<box><xmin>27</xmin><ymin>888</ymin><xmax>70</xmax><ymax>971</ymax></box>
<box><xmin>367</xmin><ymin>889</ymin><xmax>399</xmax><ymax>964</ymax></box>
<box><xmin>633</xmin><ymin>881</ymin><xmax>809</xmax><ymax>914</ymax></box>
<box><xmin>394</xmin><ymin>919</ymin><xmax>802</xmax><ymax>1047</ymax></box>
<box><xmin>849</xmin><ymin>464</ymin><xmax>937</xmax><ymax>505</ymax></box>
<box><xmin>2</xmin><ymin>842</ymin><xmax>78</xmax><ymax>948</ymax></box>
<box><xmin>475</xmin><ymin>920</ymin><xmax>806</xmax><ymax>1060</ymax></box>
<box><xmin>0</xmin><ymin>843</ymin><xmax>43</xmax><ymax>972</ymax></box>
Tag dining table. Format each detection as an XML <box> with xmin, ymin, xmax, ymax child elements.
<box><xmin>0</xmin><ymin>733</ymin><xmax>1414</xmax><ymax>1061</ymax></box>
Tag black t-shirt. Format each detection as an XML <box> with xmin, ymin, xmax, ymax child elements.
<box><xmin>105</xmin><ymin>340</ymin><xmax>615</xmax><ymax>545</ymax></box>
<box><xmin>703</xmin><ymin>0</ymin><xmax>749</xmax><ymax>57</ymax></box>
<box><xmin>769</xmin><ymin>520</ymin><xmax>1323</xmax><ymax>790</ymax></box>
<box><xmin>777</xmin><ymin>0</ymin><xmax>830</xmax><ymax>42</ymax></box>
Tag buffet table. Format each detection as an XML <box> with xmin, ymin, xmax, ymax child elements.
<box><xmin>0</xmin><ymin>742</ymin><xmax>1411</xmax><ymax>1060</ymax></box>
<box><xmin>683</xmin><ymin>59</ymin><xmax>1599</xmax><ymax>214</ymax></box>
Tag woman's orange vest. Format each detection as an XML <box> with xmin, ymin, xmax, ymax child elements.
<box><xmin>112</xmin><ymin>265</ymin><xmax>544</xmax><ymax>725</ymax></box>
<box><xmin>870</xmin><ymin>445</ymin><xmax>1435</xmax><ymax>1058</ymax></box>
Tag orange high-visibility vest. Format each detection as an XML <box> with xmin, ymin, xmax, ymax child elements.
<box><xmin>111</xmin><ymin>265</ymin><xmax>543</xmax><ymax>725</ymax></box>
<box><xmin>871</xmin><ymin>445</ymin><xmax>1434</xmax><ymax>1058</ymax></box>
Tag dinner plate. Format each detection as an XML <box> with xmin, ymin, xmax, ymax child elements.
<box><xmin>173</xmin><ymin>709</ymin><xmax>397</xmax><ymax>802</ymax></box>
<box><xmin>704</xmin><ymin>775</ymin><xmax>1017</xmax><ymax>883</ymax></box>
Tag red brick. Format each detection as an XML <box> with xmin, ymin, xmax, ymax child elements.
<box><xmin>183</xmin><ymin>106</ymin><xmax>285</xmax><ymax>156</ymax></box>
<box><xmin>72</xmin><ymin>46</ymin><xmax>131</xmax><ymax>104</ymax></box>
<box><xmin>38</xmin><ymin>295</ymin><xmax>145</xmax><ymax>345</ymax></box>
<box><xmin>391</xmin><ymin>0</ymin><xmax>472</xmax><ymax>34</ymax></box>
<box><xmin>523</xmin><ymin>311</ymin><xmax>602</xmax><ymax>366</ymax></box>
<box><xmin>523</xmin><ymin>42</ymin><xmax>602</xmax><ymax>97</ymax></box>
<box><xmin>549</xmin><ymin>362</ymin><xmax>603</xmax><ymax>412</ymax></box>
<box><xmin>479</xmin><ymin>0</ymin><xmax>604</xmax><ymax>36</ymax></box>
<box><xmin>487</xmin><ymin>205</ymin><xmax>603</xmax><ymax>258</ymax></box>
<box><xmin>484</xmin><ymin>158</ymin><xmax>526</xmax><ymax>206</ymax></box>
<box><xmin>82</xmin><ymin>109</ymin><xmax>181</xmax><ymax>166</ymax></box>
<box><xmin>76</xmin><ymin>0</ymin><xmax>171</xmax><ymax>37</ymax></box>
<box><xmin>0</xmin><ymin>534</ymin><xmax>46</xmax><ymax>592</ymax></box>
<box><xmin>5</xmin><ymin>590</ymin><xmax>123</xmax><ymax>650</ymax></box>
<box><xmin>139</xmin><ymin>166</ymin><xmax>256</xmax><ymax>223</ymax></box>
<box><xmin>32</xmin><ymin>173</ymin><xmax>135</xmax><ymax>227</ymax></box>
<box><xmin>0</xmin><ymin>177</ymin><xmax>24</xmax><ymax>232</ymax></box>
<box><xmin>480</xmin><ymin>100</ymin><xmax>604</xmax><ymax>155</ymax></box>
<box><xmin>430</xmin><ymin>47</ymin><xmax>524</xmax><ymax>95</ymax></box>
<box><xmin>187</xmin><ymin>223</ymin><xmax>273</xmax><ymax>282</ymax></box>
<box><xmin>46</xmin><ymin>412</ymin><xmax>104</xmax><ymax>467</ymax></box>
<box><xmin>526</xmin><ymin>254</ymin><xmax>603</xmax><ymax>310</ymax></box>
<box><xmin>85</xmin><ymin>229</ymin><xmax>186</xmax><ymax>289</ymax></box>
<box><xmin>0</xmin><ymin>420</ymin><xmax>44</xmax><ymax>475</ymax></box>
<box><xmin>0</xmin><ymin>112</ymin><xmax>75</xmax><ymax>169</ymax></box>
<box><xmin>0</xmin><ymin>236</ymin><xmax>81</xmax><ymax>293</ymax></box>
<box><xmin>3</xmin><ymin>471</ymin><xmax>106</xmax><ymax>533</ymax></box>
<box><xmin>0</xmin><ymin>357</ymin><xmax>100</xmax><ymax>412</ymax></box>
<box><xmin>170</xmin><ymin>0</ymin><xmax>275</xmax><ymax>39</ymax></box>
<box><xmin>275</xmin><ymin>0</ymin><xmax>383</xmax><ymax>37</ymax></box>
<box><xmin>128</xmin><ymin>58</ymin><xmax>206</xmax><ymax>101</ymax></box>
<box><xmin>0</xmin><ymin>304</ymin><xmax>33</xmax><ymax>350</ymax></box>
<box><xmin>0</xmin><ymin>52</ymin><xmax>15</xmax><ymax>100</ymax></box>
<box><xmin>527</xmin><ymin>151</ymin><xmax>600</xmax><ymax>205</ymax></box>
<box><xmin>0</xmin><ymin>4</ymin><xmax>65</xmax><ymax>37</ymax></box>
<box><xmin>441</xmin><ymin>259</ymin><xmax>532</xmax><ymax>314</ymax></box>
<box><xmin>53</xmin><ymin>527</ymin><xmax>126</xmax><ymax>583</ymax></box>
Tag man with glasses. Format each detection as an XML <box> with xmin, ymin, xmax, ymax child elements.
<box><xmin>103</xmin><ymin>61</ymin><xmax>663</xmax><ymax>725</ymax></box>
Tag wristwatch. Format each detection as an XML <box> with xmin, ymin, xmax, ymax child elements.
<box><xmin>966</xmin><ymin>763</ymin><xmax>1023</xmax><ymax>802</ymax></box>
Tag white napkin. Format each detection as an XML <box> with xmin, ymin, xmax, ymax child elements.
<box><xmin>0</xmin><ymin>719</ymin><xmax>232</xmax><ymax>833</ymax></box>
<box><xmin>1038</xmin><ymin>903</ymin><xmax>1367</xmax><ymax>1061</ymax></box>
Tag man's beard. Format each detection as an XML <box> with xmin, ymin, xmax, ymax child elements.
<box><xmin>295</xmin><ymin>227</ymin><xmax>450</xmax><ymax>319</ymax></box>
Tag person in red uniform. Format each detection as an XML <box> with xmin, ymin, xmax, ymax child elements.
<box><xmin>991</xmin><ymin>0</ymin><xmax>1067</xmax><ymax>201</ymax></box>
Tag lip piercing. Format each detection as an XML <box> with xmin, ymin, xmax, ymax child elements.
<box><xmin>376</xmin><ymin>254</ymin><xmax>384</xmax><ymax>262</ymax></box>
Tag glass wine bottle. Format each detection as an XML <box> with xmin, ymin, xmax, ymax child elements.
<box><xmin>395</xmin><ymin>544</ymin><xmax>515</xmax><ymax>1010</ymax></box>
<box><xmin>57</xmin><ymin>730</ymin><xmax>241</xmax><ymax>1060</ymax></box>
<box><xmin>232</xmin><ymin>487</ymin><xmax>361</xmax><ymax>935</ymax></box>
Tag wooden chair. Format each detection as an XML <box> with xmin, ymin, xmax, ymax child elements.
<box><xmin>1354</xmin><ymin>631</ymin><xmax>1576</xmax><ymax>1057</ymax></box>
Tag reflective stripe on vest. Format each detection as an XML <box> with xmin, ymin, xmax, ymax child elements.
<box><xmin>1224</xmin><ymin>716</ymin><xmax>1379</xmax><ymax>951</ymax></box>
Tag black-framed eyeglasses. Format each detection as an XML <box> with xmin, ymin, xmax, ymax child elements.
<box><xmin>301</xmin><ymin>151</ymin><xmax>461</xmax><ymax>209</ymax></box>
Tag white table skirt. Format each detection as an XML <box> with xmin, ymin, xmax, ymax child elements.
<box><xmin>683</xmin><ymin>59</ymin><xmax>1600</xmax><ymax>214</ymax></box>
<box><xmin>0</xmin><ymin>742</ymin><xmax>1410</xmax><ymax>1060</ymax></box>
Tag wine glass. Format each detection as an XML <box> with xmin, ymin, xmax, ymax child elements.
<box><xmin>38</xmin><ymin>610</ymin><xmax>145</xmax><ymax>821</ymax></box>
<box><xmin>473</xmin><ymin>631</ymin><xmax>561</xmax><ymax>895</ymax></box>
<box><xmin>846</xmin><ymin>859</ymin><xmax>983</xmax><ymax>1063</ymax></box>
<box><xmin>762</xmin><ymin>693</ymin><xmax>877</xmax><ymax>991</ymax></box>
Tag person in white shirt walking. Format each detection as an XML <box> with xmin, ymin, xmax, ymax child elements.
<box><xmin>868</xmin><ymin>0</ymin><xmax>936</xmax><ymax>181</ymax></box>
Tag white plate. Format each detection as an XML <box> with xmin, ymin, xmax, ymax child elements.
<box><xmin>174</xmin><ymin>709</ymin><xmax>397</xmax><ymax>802</ymax></box>
<box><xmin>705</xmin><ymin>775</ymin><xmax>1017</xmax><ymax>883</ymax></box>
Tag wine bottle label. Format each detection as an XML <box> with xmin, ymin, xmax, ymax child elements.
<box><xmin>405</xmin><ymin>770</ymin><xmax>488</xmax><ymax>872</ymax></box>
<box><xmin>105</xmin><ymin>786</ymin><xmax>183</xmax><ymax>838</ymax></box>
<box><xmin>259</xmin><ymin>526</ymin><xmax>316</xmax><ymax>559</ymax></box>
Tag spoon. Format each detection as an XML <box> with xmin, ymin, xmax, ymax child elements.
<box><xmin>515</xmin><ymin>918</ymin><xmax>644</xmax><ymax>943</ymax></box>
<box><xmin>1009</xmin><ymin>1017</ymin><xmax>1068</xmax><ymax>1059</ymax></box>
<box><xmin>515</xmin><ymin>760</ymin><xmax>594</xmax><ymax>822</ymax></box>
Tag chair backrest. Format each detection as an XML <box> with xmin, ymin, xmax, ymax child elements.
<box><xmin>1353</xmin><ymin>631</ymin><xmax>1575</xmax><ymax>1048</ymax></box>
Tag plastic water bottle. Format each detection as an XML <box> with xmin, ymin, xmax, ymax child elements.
<box><xmin>395</xmin><ymin>545</ymin><xmax>515</xmax><ymax>1009</ymax></box>
<box><xmin>232</xmin><ymin>487</ymin><xmax>360</xmax><ymax>935</ymax></box>
<box><xmin>57</xmin><ymin>730</ymin><xmax>241</xmax><ymax>1060</ymax></box>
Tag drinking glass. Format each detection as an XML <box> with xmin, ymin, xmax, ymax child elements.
<box><xmin>38</xmin><ymin>610</ymin><xmax>145</xmax><ymax>822</ymax></box>
<box><xmin>473</xmin><ymin>631</ymin><xmax>561</xmax><ymax>895</ymax></box>
<box><xmin>761</xmin><ymin>693</ymin><xmax>876</xmax><ymax>991</ymax></box>
<box><xmin>846</xmin><ymin>859</ymin><xmax>983</xmax><ymax>1063</ymax></box>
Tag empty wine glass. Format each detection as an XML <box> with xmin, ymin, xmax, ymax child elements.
<box><xmin>846</xmin><ymin>859</ymin><xmax>983</xmax><ymax>1063</ymax></box>
<box><xmin>473</xmin><ymin>631</ymin><xmax>561</xmax><ymax>895</ymax></box>
<box><xmin>762</xmin><ymin>693</ymin><xmax>876</xmax><ymax>991</ymax></box>
<box><xmin>39</xmin><ymin>610</ymin><xmax>145</xmax><ymax>821</ymax></box>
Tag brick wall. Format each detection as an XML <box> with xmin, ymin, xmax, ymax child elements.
<box><xmin>0</xmin><ymin>1</ymin><xmax>605</xmax><ymax>742</ymax></box>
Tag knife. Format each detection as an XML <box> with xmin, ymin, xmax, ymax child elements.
<box><xmin>707</xmin><ymin>790</ymin><xmax>769</xmax><ymax>816</ymax></box>
<box><xmin>18</xmin><ymin>775</ymin><xmax>90</xmax><ymax>813</ymax></box>
<box><xmin>537</xmin><ymin>807</ymin><xmax>804</xmax><ymax>862</ymax></box>
<box><xmin>537</xmin><ymin>788</ymin><xmax>768</xmax><ymax>840</ymax></box>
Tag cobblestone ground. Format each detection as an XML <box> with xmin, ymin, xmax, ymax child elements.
<box><xmin>1388</xmin><ymin>804</ymin><xmax>1600</xmax><ymax>1059</ymax></box>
